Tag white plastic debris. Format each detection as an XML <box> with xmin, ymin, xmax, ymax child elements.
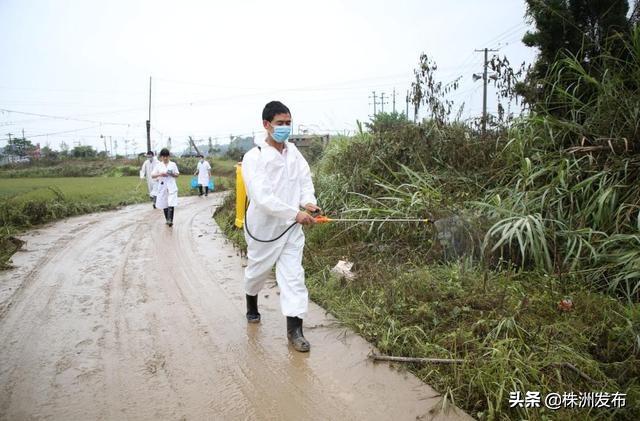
<box><xmin>331</xmin><ymin>260</ymin><xmax>355</xmax><ymax>280</ymax></box>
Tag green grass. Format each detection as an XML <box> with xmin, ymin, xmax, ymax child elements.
<box><xmin>0</xmin><ymin>177</ymin><xmax>149</xmax><ymax>204</ymax></box>
<box><xmin>0</xmin><ymin>175</ymin><xmax>230</xmax><ymax>204</ymax></box>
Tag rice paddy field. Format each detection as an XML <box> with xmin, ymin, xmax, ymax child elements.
<box><xmin>0</xmin><ymin>175</ymin><xmax>228</xmax><ymax>205</ymax></box>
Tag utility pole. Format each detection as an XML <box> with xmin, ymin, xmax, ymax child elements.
<box><xmin>380</xmin><ymin>92</ymin><xmax>386</xmax><ymax>113</ymax></box>
<box><xmin>369</xmin><ymin>91</ymin><xmax>379</xmax><ymax>116</ymax></box>
<box><xmin>6</xmin><ymin>133</ymin><xmax>13</xmax><ymax>161</ymax></box>
<box><xmin>100</xmin><ymin>134</ymin><xmax>108</xmax><ymax>155</ymax></box>
<box><xmin>188</xmin><ymin>136</ymin><xmax>202</xmax><ymax>156</ymax></box>
<box><xmin>474</xmin><ymin>48</ymin><xmax>499</xmax><ymax>136</ymax></box>
<box><xmin>405</xmin><ymin>91</ymin><xmax>409</xmax><ymax>120</ymax></box>
<box><xmin>392</xmin><ymin>88</ymin><xmax>396</xmax><ymax>113</ymax></box>
<box><xmin>146</xmin><ymin>76</ymin><xmax>152</xmax><ymax>153</ymax></box>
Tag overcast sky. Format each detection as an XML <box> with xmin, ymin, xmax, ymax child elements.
<box><xmin>0</xmin><ymin>0</ymin><xmax>536</xmax><ymax>154</ymax></box>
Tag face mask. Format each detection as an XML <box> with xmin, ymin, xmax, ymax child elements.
<box><xmin>271</xmin><ymin>125</ymin><xmax>291</xmax><ymax>143</ymax></box>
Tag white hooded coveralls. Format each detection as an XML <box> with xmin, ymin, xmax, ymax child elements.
<box><xmin>241</xmin><ymin>137</ymin><xmax>317</xmax><ymax>318</ymax></box>
<box><xmin>140</xmin><ymin>157</ymin><xmax>159</xmax><ymax>197</ymax></box>
<box><xmin>153</xmin><ymin>161</ymin><xmax>180</xmax><ymax>209</ymax></box>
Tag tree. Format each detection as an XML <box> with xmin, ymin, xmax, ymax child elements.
<box><xmin>409</xmin><ymin>53</ymin><xmax>461</xmax><ymax>127</ymax></box>
<box><xmin>224</xmin><ymin>147</ymin><xmax>244</xmax><ymax>161</ymax></box>
<box><xmin>71</xmin><ymin>145</ymin><xmax>97</xmax><ymax>158</ymax></box>
<box><xmin>365</xmin><ymin>112</ymin><xmax>410</xmax><ymax>133</ymax></box>
<box><xmin>41</xmin><ymin>146</ymin><xmax>59</xmax><ymax>160</ymax></box>
<box><xmin>5</xmin><ymin>137</ymin><xmax>34</xmax><ymax>157</ymax></box>
<box><xmin>59</xmin><ymin>141</ymin><xmax>70</xmax><ymax>157</ymax></box>
<box><xmin>520</xmin><ymin>0</ymin><xmax>631</xmax><ymax>110</ymax></box>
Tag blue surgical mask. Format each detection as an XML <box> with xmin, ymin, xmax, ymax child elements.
<box><xmin>271</xmin><ymin>125</ymin><xmax>291</xmax><ymax>143</ymax></box>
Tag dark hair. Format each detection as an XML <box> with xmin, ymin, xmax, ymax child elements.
<box><xmin>262</xmin><ymin>101</ymin><xmax>291</xmax><ymax>122</ymax></box>
<box><xmin>197</xmin><ymin>154</ymin><xmax>204</xmax><ymax>158</ymax></box>
<box><xmin>146</xmin><ymin>150</ymin><xmax>154</xmax><ymax>156</ymax></box>
<box><xmin>159</xmin><ymin>148</ymin><xmax>170</xmax><ymax>157</ymax></box>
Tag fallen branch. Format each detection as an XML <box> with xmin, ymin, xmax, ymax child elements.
<box><xmin>369</xmin><ymin>353</ymin><xmax>465</xmax><ymax>365</ymax></box>
<box><xmin>550</xmin><ymin>362</ymin><xmax>597</xmax><ymax>385</ymax></box>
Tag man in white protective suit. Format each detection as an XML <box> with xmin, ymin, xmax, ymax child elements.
<box><xmin>241</xmin><ymin>101</ymin><xmax>320</xmax><ymax>352</ymax></box>
<box><xmin>140</xmin><ymin>150</ymin><xmax>159</xmax><ymax>208</ymax></box>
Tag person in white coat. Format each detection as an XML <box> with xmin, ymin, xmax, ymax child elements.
<box><xmin>152</xmin><ymin>148</ymin><xmax>180</xmax><ymax>227</ymax></box>
<box><xmin>194</xmin><ymin>154</ymin><xmax>211</xmax><ymax>197</ymax></box>
<box><xmin>140</xmin><ymin>151</ymin><xmax>159</xmax><ymax>208</ymax></box>
<box><xmin>241</xmin><ymin>101</ymin><xmax>320</xmax><ymax>352</ymax></box>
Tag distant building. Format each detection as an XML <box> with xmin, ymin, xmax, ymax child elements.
<box><xmin>288</xmin><ymin>134</ymin><xmax>330</xmax><ymax>148</ymax></box>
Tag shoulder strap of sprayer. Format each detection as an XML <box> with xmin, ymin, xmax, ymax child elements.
<box><xmin>244</xmin><ymin>145</ymin><xmax>261</xmax><ymax>211</ymax></box>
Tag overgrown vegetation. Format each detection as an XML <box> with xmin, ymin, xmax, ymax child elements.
<box><xmin>215</xmin><ymin>5</ymin><xmax>640</xmax><ymax>419</ymax></box>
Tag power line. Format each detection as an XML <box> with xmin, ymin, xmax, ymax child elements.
<box><xmin>24</xmin><ymin>124</ymin><xmax>103</xmax><ymax>139</ymax></box>
<box><xmin>483</xmin><ymin>22</ymin><xmax>528</xmax><ymax>47</ymax></box>
<box><xmin>0</xmin><ymin>108</ymin><xmax>137</xmax><ymax>127</ymax></box>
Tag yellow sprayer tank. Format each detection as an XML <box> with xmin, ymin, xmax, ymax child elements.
<box><xmin>235</xmin><ymin>163</ymin><xmax>247</xmax><ymax>228</ymax></box>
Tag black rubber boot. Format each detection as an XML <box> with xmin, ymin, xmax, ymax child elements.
<box><xmin>152</xmin><ymin>196</ymin><xmax>157</xmax><ymax>209</ymax></box>
<box><xmin>287</xmin><ymin>316</ymin><xmax>310</xmax><ymax>352</ymax></box>
<box><xmin>198</xmin><ymin>185</ymin><xmax>203</xmax><ymax>196</ymax></box>
<box><xmin>167</xmin><ymin>207</ymin><xmax>174</xmax><ymax>227</ymax></box>
<box><xmin>205</xmin><ymin>186</ymin><xmax>209</xmax><ymax>196</ymax></box>
<box><xmin>246</xmin><ymin>294</ymin><xmax>260</xmax><ymax>323</ymax></box>
<box><xmin>163</xmin><ymin>208</ymin><xmax>169</xmax><ymax>224</ymax></box>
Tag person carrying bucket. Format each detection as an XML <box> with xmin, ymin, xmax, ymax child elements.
<box><xmin>241</xmin><ymin>101</ymin><xmax>320</xmax><ymax>352</ymax></box>
<box><xmin>194</xmin><ymin>154</ymin><xmax>212</xmax><ymax>197</ymax></box>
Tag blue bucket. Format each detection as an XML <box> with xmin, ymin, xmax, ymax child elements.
<box><xmin>191</xmin><ymin>177</ymin><xmax>214</xmax><ymax>190</ymax></box>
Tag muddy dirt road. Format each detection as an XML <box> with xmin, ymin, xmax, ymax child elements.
<box><xmin>0</xmin><ymin>194</ymin><xmax>470</xmax><ymax>421</ymax></box>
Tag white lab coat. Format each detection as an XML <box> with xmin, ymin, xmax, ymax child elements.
<box><xmin>196</xmin><ymin>160</ymin><xmax>211</xmax><ymax>186</ymax></box>
<box><xmin>241</xmin><ymin>136</ymin><xmax>317</xmax><ymax>318</ymax></box>
<box><xmin>140</xmin><ymin>157</ymin><xmax>159</xmax><ymax>197</ymax></box>
<box><xmin>153</xmin><ymin>161</ymin><xmax>180</xmax><ymax>209</ymax></box>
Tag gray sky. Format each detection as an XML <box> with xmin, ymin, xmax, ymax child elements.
<box><xmin>0</xmin><ymin>0</ymin><xmax>536</xmax><ymax>154</ymax></box>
